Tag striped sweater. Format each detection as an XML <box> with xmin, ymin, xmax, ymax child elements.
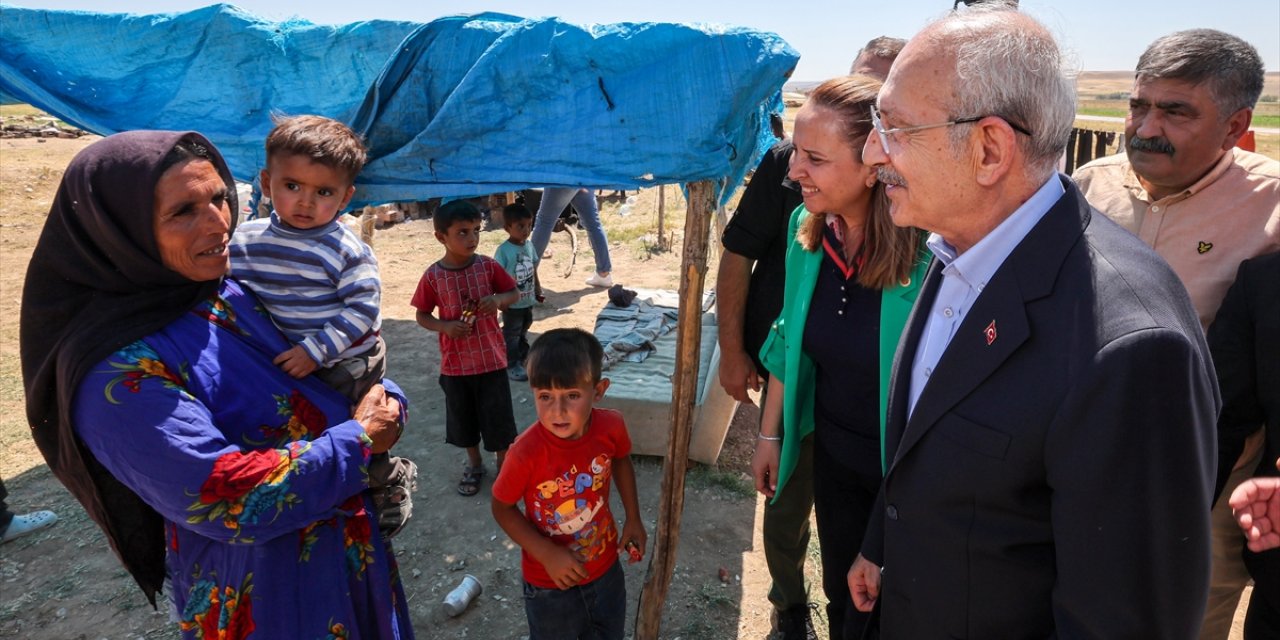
<box><xmin>229</xmin><ymin>212</ymin><xmax>381</xmax><ymax>367</ymax></box>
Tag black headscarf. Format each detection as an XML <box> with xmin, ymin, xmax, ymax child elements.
<box><xmin>20</xmin><ymin>131</ymin><xmax>238</xmax><ymax>605</ymax></box>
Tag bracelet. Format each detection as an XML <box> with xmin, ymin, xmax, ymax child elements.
<box><xmin>756</xmin><ymin>432</ymin><xmax>781</xmax><ymax>442</ymax></box>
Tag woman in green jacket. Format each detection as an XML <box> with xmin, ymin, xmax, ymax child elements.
<box><xmin>751</xmin><ymin>75</ymin><xmax>928</xmax><ymax>640</ymax></box>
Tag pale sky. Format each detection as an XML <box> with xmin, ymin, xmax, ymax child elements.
<box><xmin>6</xmin><ymin>1</ymin><xmax>1279</xmax><ymax>81</ymax></box>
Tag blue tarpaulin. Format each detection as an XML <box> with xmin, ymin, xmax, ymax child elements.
<box><xmin>0</xmin><ymin>4</ymin><xmax>798</xmax><ymax>206</ymax></box>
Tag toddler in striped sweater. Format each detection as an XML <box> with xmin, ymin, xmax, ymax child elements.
<box><xmin>230</xmin><ymin>114</ymin><xmax>416</xmax><ymax>538</ymax></box>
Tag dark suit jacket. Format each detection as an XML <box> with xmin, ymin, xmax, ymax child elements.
<box><xmin>1207</xmin><ymin>252</ymin><xmax>1279</xmax><ymax>604</ymax></box>
<box><xmin>861</xmin><ymin>177</ymin><xmax>1220</xmax><ymax>639</ymax></box>
<box><xmin>1209</xmin><ymin>252</ymin><xmax>1280</xmax><ymax>502</ymax></box>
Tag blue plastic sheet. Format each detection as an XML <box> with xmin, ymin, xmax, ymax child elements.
<box><xmin>0</xmin><ymin>4</ymin><xmax>798</xmax><ymax>205</ymax></box>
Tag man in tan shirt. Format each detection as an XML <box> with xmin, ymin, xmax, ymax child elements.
<box><xmin>1075</xmin><ymin>28</ymin><xmax>1279</xmax><ymax>639</ymax></box>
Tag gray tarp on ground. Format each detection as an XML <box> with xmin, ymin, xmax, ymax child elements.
<box><xmin>594</xmin><ymin>289</ymin><xmax>716</xmax><ymax>369</ymax></box>
<box><xmin>0</xmin><ymin>4</ymin><xmax>798</xmax><ymax>205</ymax></box>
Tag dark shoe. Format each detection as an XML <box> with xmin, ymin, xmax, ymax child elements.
<box><xmin>607</xmin><ymin>284</ymin><xmax>638</xmax><ymax>307</ymax></box>
<box><xmin>774</xmin><ymin>604</ymin><xmax>817</xmax><ymax>640</ymax></box>
<box><xmin>457</xmin><ymin>463</ymin><xmax>486</xmax><ymax>496</ymax></box>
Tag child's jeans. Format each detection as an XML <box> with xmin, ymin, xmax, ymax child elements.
<box><xmin>502</xmin><ymin>307</ymin><xmax>533</xmax><ymax>366</ymax></box>
<box><xmin>523</xmin><ymin>559</ymin><xmax>625</xmax><ymax>640</ymax></box>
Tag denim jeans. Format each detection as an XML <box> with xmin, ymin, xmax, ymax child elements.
<box><xmin>502</xmin><ymin>307</ymin><xmax>533</xmax><ymax>366</ymax></box>
<box><xmin>531</xmin><ymin>187</ymin><xmax>612</xmax><ymax>275</ymax></box>
<box><xmin>523</xmin><ymin>558</ymin><xmax>626</xmax><ymax>640</ymax></box>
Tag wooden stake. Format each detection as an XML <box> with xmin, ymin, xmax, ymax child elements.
<box><xmin>711</xmin><ymin>200</ymin><xmax>728</xmax><ymax>262</ymax></box>
<box><xmin>656</xmin><ymin>184</ymin><xmax>667</xmax><ymax>250</ymax></box>
<box><xmin>634</xmin><ymin>180</ymin><xmax>715</xmax><ymax>639</ymax></box>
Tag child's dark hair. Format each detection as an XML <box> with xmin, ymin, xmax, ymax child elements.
<box><xmin>265</xmin><ymin>114</ymin><xmax>367</xmax><ymax>183</ymax></box>
<box><xmin>433</xmin><ymin>200</ymin><xmax>482</xmax><ymax>233</ymax></box>
<box><xmin>527</xmin><ymin>328</ymin><xmax>604</xmax><ymax>388</ymax></box>
<box><xmin>503</xmin><ymin>203</ymin><xmax>533</xmax><ymax>224</ymax></box>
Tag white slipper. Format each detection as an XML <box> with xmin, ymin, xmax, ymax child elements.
<box><xmin>1</xmin><ymin>510</ymin><xmax>58</xmax><ymax>544</ymax></box>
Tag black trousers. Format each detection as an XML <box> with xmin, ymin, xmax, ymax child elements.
<box><xmin>0</xmin><ymin>477</ymin><xmax>13</xmax><ymax>532</ymax></box>
<box><xmin>1244</xmin><ymin>537</ymin><xmax>1280</xmax><ymax>638</ymax></box>
<box><xmin>812</xmin><ymin>440</ymin><xmax>879</xmax><ymax>640</ymax></box>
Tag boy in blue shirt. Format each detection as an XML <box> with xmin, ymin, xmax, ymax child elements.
<box><xmin>494</xmin><ymin>203</ymin><xmax>541</xmax><ymax>381</ymax></box>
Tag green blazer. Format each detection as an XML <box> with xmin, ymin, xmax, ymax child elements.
<box><xmin>759</xmin><ymin>205</ymin><xmax>929</xmax><ymax>497</ymax></box>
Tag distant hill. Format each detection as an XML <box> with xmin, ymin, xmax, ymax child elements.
<box><xmin>785</xmin><ymin>71</ymin><xmax>1279</xmax><ymax>98</ymax></box>
<box><xmin>783</xmin><ymin>80</ymin><xmax>821</xmax><ymax>94</ymax></box>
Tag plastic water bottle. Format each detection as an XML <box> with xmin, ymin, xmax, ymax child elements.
<box><xmin>625</xmin><ymin>195</ymin><xmax>638</xmax><ymax>206</ymax></box>
<box><xmin>618</xmin><ymin>204</ymin><xmax>633</xmax><ymax>217</ymax></box>
<box><xmin>442</xmin><ymin>574</ymin><xmax>483</xmax><ymax>617</ymax></box>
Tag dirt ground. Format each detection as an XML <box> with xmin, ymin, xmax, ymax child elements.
<box><xmin>1</xmin><ymin>91</ymin><xmax>1259</xmax><ymax>637</ymax></box>
<box><xmin>0</xmin><ymin>133</ymin><xmax>821</xmax><ymax>639</ymax></box>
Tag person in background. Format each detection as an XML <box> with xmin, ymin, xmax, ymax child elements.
<box><xmin>1208</xmin><ymin>248</ymin><xmax>1280</xmax><ymax>637</ymax></box>
<box><xmin>719</xmin><ymin>37</ymin><xmax>904</xmax><ymax>640</ymax></box>
<box><xmin>1073</xmin><ymin>29</ymin><xmax>1279</xmax><ymax>638</ymax></box>
<box><xmin>20</xmin><ymin>130</ymin><xmax>412</xmax><ymax>637</ymax></box>
<box><xmin>849</xmin><ymin>36</ymin><xmax>906</xmax><ymax>78</ymax></box>
<box><xmin>848</xmin><ymin>5</ymin><xmax>1218</xmax><ymax>638</ymax></box>
<box><xmin>1232</xmin><ymin>462</ymin><xmax>1280</xmax><ymax>554</ymax></box>
<box><xmin>532</xmin><ymin>188</ymin><xmax>615</xmax><ymax>288</ymax></box>
<box><xmin>494</xmin><ymin>203</ymin><xmax>541</xmax><ymax>382</ymax></box>
<box><xmin>411</xmin><ymin>201</ymin><xmax>521</xmax><ymax>496</ymax></box>
<box><xmin>492</xmin><ymin>328</ymin><xmax>645</xmax><ymax>640</ymax></box>
<box><xmin>0</xmin><ymin>477</ymin><xmax>56</xmax><ymax>544</ymax></box>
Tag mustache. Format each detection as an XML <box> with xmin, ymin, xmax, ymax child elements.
<box><xmin>876</xmin><ymin>167</ymin><xmax>907</xmax><ymax>187</ymax></box>
<box><xmin>1129</xmin><ymin>135</ymin><xmax>1175</xmax><ymax>155</ymax></box>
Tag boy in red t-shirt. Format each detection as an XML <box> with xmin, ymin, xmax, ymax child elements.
<box><xmin>492</xmin><ymin>328</ymin><xmax>646</xmax><ymax>640</ymax></box>
<box><xmin>411</xmin><ymin>201</ymin><xmax>520</xmax><ymax>496</ymax></box>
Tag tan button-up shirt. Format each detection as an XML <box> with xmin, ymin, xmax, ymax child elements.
<box><xmin>1075</xmin><ymin>148</ymin><xmax>1280</xmax><ymax>331</ymax></box>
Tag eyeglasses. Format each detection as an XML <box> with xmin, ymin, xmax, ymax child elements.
<box><xmin>869</xmin><ymin>103</ymin><xmax>1033</xmax><ymax>156</ymax></box>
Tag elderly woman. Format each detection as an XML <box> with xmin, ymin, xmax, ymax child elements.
<box><xmin>20</xmin><ymin>131</ymin><xmax>413</xmax><ymax>638</ymax></box>
<box><xmin>750</xmin><ymin>75</ymin><xmax>928</xmax><ymax>640</ymax></box>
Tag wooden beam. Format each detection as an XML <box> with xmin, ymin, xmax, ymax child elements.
<box><xmin>634</xmin><ymin>180</ymin><xmax>715</xmax><ymax>639</ymax></box>
<box><xmin>656</xmin><ymin>185</ymin><xmax>667</xmax><ymax>250</ymax></box>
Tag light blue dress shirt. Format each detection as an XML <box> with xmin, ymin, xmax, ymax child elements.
<box><xmin>907</xmin><ymin>176</ymin><xmax>1066</xmax><ymax>417</ymax></box>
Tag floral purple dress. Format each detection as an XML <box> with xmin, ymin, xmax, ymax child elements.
<box><xmin>71</xmin><ymin>279</ymin><xmax>413</xmax><ymax>640</ymax></box>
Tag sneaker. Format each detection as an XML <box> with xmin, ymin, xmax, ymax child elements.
<box><xmin>773</xmin><ymin>604</ymin><xmax>817</xmax><ymax>640</ymax></box>
<box><xmin>585</xmin><ymin>272</ymin><xmax>613</xmax><ymax>288</ymax></box>
<box><xmin>507</xmin><ymin>363</ymin><xmax>528</xmax><ymax>381</ymax></box>
<box><xmin>1</xmin><ymin>510</ymin><xmax>58</xmax><ymax>544</ymax></box>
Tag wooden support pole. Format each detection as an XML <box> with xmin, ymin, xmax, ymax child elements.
<box><xmin>656</xmin><ymin>184</ymin><xmax>667</xmax><ymax>250</ymax></box>
<box><xmin>711</xmin><ymin>201</ymin><xmax>728</xmax><ymax>262</ymax></box>
<box><xmin>634</xmin><ymin>180</ymin><xmax>716</xmax><ymax>639</ymax></box>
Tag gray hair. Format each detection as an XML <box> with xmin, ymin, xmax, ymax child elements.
<box><xmin>857</xmin><ymin>36</ymin><xmax>906</xmax><ymax>62</ymax></box>
<box><xmin>1136</xmin><ymin>29</ymin><xmax>1264</xmax><ymax>116</ymax></box>
<box><xmin>924</xmin><ymin>5</ymin><xmax>1075</xmax><ymax>179</ymax></box>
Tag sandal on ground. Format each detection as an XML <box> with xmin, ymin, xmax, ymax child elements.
<box><xmin>457</xmin><ymin>464</ymin><xmax>487</xmax><ymax>497</ymax></box>
<box><xmin>1</xmin><ymin>510</ymin><xmax>58</xmax><ymax>544</ymax></box>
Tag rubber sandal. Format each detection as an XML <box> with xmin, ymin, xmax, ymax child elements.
<box><xmin>457</xmin><ymin>464</ymin><xmax>486</xmax><ymax>497</ymax></box>
<box><xmin>373</xmin><ymin>457</ymin><xmax>419</xmax><ymax>538</ymax></box>
<box><xmin>1</xmin><ymin>510</ymin><xmax>58</xmax><ymax>544</ymax></box>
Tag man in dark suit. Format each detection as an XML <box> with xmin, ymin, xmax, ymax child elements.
<box><xmin>1211</xmin><ymin>248</ymin><xmax>1280</xmax><ymax>637</ymax></box>
<box><xmin>847</xmin><ymin>5</ymin><xmax>1220</xmax><ymax>638</ymax></box>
